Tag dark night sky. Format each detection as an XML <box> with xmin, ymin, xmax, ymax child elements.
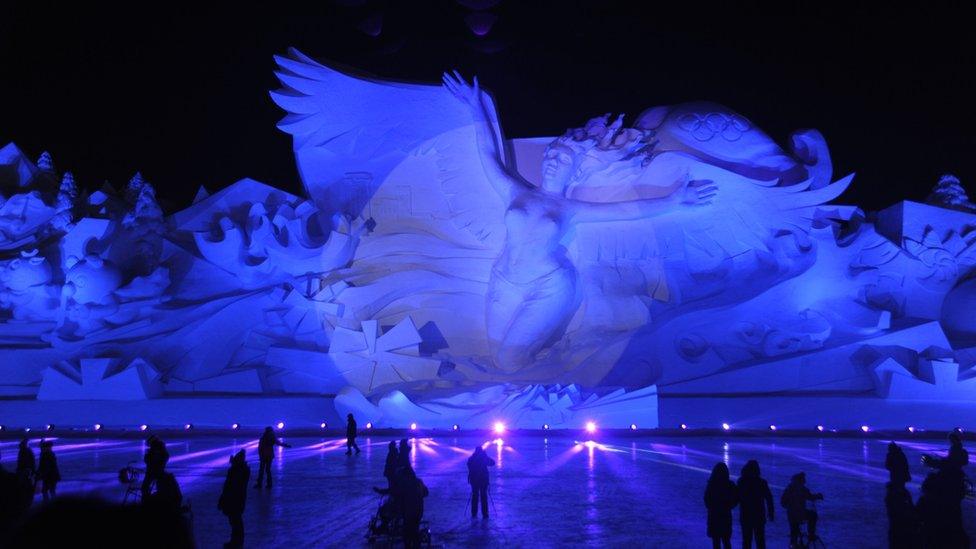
<box><xmin>1</xmin><ymin>4</ymin><xmax>974</xmax><ymax>213</ymax></box>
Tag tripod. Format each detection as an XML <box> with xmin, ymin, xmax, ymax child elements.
<box><xmin>464</xmin><ymin>484</ymin><xmax>497</xmax><ymax>517</ymax></box>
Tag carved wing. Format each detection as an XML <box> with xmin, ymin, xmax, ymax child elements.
<box><xmin>272</xmin><ymin>49</ymin><xmax>508</xmax><ymax>356</ymax></box>
<box><xmin>271</xmin><ymin>48</ymin><xmax>506</xmax><ymax>231</ymax></box>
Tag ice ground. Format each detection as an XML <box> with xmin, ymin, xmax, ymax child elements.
<box><xmin>1</xmin><ymin>435</ymin><xmax>973</xmax><ymax>547</ymax></box>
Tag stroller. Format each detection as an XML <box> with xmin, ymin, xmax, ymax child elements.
<box><xmin>118</xmin><ymin>461</ymin><xmax>145</xmax><ymax>504</ymax></box>
<box><xmin>365</xmin><ymin>493</ymin><xmax>431</xmax><ymax>546</ymax></box>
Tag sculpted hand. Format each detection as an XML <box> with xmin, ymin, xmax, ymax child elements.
<box><xmin>442</xmin><ymin>70</ymin><xmax>484</xmax><ymax>117</ymax></box>
<box><xmin>678</xmin><ymin>179</ymin><xmax>718</xmax><ymax>207</ymax></box>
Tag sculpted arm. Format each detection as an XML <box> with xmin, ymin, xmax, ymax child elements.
<box><xmin>443</xmin><ymin>71</ymin><xmax>522</xmax><ymax>202</ymax></box>
<box><xmin>569</xmin><ymin>179</ymin><xmax>718</xmax><ymax>224</ymax></box>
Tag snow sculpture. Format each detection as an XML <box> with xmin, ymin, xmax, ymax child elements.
<box><xmin>1</xmin><ymin>50</ymin><xmax>976</xmax><ymax>429</ymax></box>
<box><xmin>37</xmin><ymin>357</ymin><xmax>161</xmax><ymax>400</ymax></box>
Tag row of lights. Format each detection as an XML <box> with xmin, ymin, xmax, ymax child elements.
<box><xmin>1</xmin><ymin>423</ymin><xmax>964</xmax><ymax>433</ymax></box>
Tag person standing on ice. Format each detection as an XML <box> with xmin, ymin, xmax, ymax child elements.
<box><xmin>467</xmin><ymin>445</ymin><xmax>495</xmax><ymax>519</ymax></box>
<box><xmin>218</xmin><ymin>449</ymin><xmax>250</xmax><ymax>549</ymax></box>
<box><xmin>256</xmin><ymin>426</ymin><xmax>291</xmax><ymax>489</ymax></box>
<box><xmin>345</xmin><ymin>414</ymin><xmax>361</xmax><ymax>455</ymax></box>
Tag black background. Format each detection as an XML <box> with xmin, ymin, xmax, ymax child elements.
<box><xmin>1</xmin><ymin>3</ymin><xmax>973</xmax><ymax>212</ymax></box>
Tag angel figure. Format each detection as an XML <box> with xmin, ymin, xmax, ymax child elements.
<box><xmin>442</xmin><ymin>72</ymin><xmax>717</xmax><ymax>372</ymax></box>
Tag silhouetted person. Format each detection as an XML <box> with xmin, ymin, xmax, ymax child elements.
<box><xmin>885</xmin><ymin>480</ymin><xmax>919</xmax><ymax>549</ymax></box>
<box><xmin>885</xmin><ymin>441</ymin><xmax>911</xmax><ymax>486</ymax></box>
<box><xmin>256</xmin><ymin>426</ymin><xmax>291</xmax><ymax>489</ymax></box>
<box><xmin>146</xmin><ymin>471</ymin><xmax>183</xmax><ymax>514</ymax></box>
<box><xmin>0</xmin><ymin>448</ymin><xmax>34</xmax><ymax>538</ymax></box>
<box><xmin>398</xmin><ymin>466</ymin><xmax>428</xmax><ymax>549</ymax></box>
<box><xmin>398</xmin><ymin>438</ymin><xmax>411</xmax><ymax>468</ymax></box>
<box><xmin>37</xmin><ymin>440</ymin><xmax>60</xmax><ymax>502</ymax></box>
<box><xmin>918</xmin><ymin>433</ymin><xmax>970</xmax><ymax>549</ymax></box>
<box><xmin>738</xmin><ymin>459</ymin><xmax>774</xmax><ymax>549</ymax></box>
<box><xmin>16</xmin><ymin>439</ymin><xmax>35</xmax><ymax>480</ymax></box>
<box><xmin>704</xmin><ymin>462</ymin><xmax>738</xmax><ymax>549</ymax></box>
<box><xmin>346</xmin><ymin>413</ymin><xmax>361</xmax><ymax>455</ymax></box>
<box><xmin>383</xmin><ymin>441</ymin><xmax>399</xmax><ymax>490</ymax></box>
<box><xmin>923</xmin><ymin>432</ymin><xmax>969</xmax><ymax>473</ymax></box>
<box><xmin>218</xmin><ymin>450</ymin><xmax>250</xmax><ymax>549</ymax></box>
<box><xmin>467</xmin><ymin>445</ymin><xmax>495</xmax><ymax>518</ymax></box>
<box><xmin>781</xmin><ymin>472</ymin><xmax>823</xmax><ymax>547</ymax></box>
<box><xmin>142</xmin><ymin>435</ymin><xmax>169</xmax><ymax>499</ymax></box>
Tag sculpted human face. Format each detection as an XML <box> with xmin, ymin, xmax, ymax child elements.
<box><xmin>540</xmin><ymin>143</ymin><xmax>576</xmax><ymax>195</ymax></box>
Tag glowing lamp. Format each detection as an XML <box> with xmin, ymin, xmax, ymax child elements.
<box><xmin>276</xmin><ymin>421</ymin><xmax>285</xmax><ymax>430</ymax></box>
<box><xmin>493</xmin><ymin>421</ymin><xmax>506</xmax><ymax>434</ymax></box>
<box><xmin>451</xmin><ymin>424</ymin><xmax>459</xmax><ymax>431</ymax></box>
<box><xmin>680</xmin><ymin>423</ymin><xmax>688</xmax><ymax>430</ymax></box>
<box><xmin>816</xmin><ymin>425</ymin><xmax>825</xmax><ymax>432</ymax></box>
<box><xmin>630</xmin><ymin>424</ymin><xmax>637</xmax><ymax>431</ymax></box>
<box><xmin>94</xmin><ymin>423</ymin><xmax>103</xmax><ymax>431</ymax></box>
<box><xmin>860</xmin><ymin>425</ymin><xmax>870</xmax><ymax>433</ymax></box>
<box><xmin>231</xmin><ymin>423</ymin><xmax>240</xmax><ymax>430</ymax></box>
<box><xmin>45</xmin><ymin>424</ymin><xmax>55</xmax><ymax>431</ymax></box>
<box><xmin>769</xmin><ymin>425</ymin><xmax>777</xmax><ymax>431</ymax></box>
<box><xmin>543</xmin><ymin>424</ymin><xmax>550</xmax><ymax>430</ymax></box>
<box><xmin>366</xmin><ymin>422</ymin><xmax>373</xmax><ymax>430</ymax></box>
<box><xmin>139</xmin><ymin>424</ymin><xmax>148</xmax><ymax>432</ymax></box>
<box><xmin>410</xmin><ymin>422</ymin><xmax>418</xmax><ymax>431</ymax></box>
<box><xmin>320</xmin><ymin>422</ymin><xmax>327</xmax><ymax>429</ymax></box>
<box><xmin>721</xmin><ymin>423</ymin><xmax>731</xmax><ymax>431</ymax></box>
<box><xmin>585</xmin><ymin>421</ymin><xmax>597</xmax><ymax>434</ymax></box>
<box><xmin>184</xmin><ymin>423</ymin><xmax>193</xmax><ymax>431</ymax></box>
<box><xmin>907</xmin><ymin>426</ymin><xmax>916</xmax><ymax>433</ymax></box>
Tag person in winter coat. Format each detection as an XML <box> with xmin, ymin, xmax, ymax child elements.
<box><xmin>398</xmin><ymin>466</ymin><xmax>429</xmax><ymax>549</ymax></box>
<box><xmin>142</xmin><ymin>435</ymin><xmax>170</xmax><ymax>499</ymax></box>
<box><xmin>16</xmin><ymin>438</ymin><xmax>35</xmax><ymax>480</ymax></box>
<box><xmin>256</xmin><ymin>426</ymin><xmax>291</xmax><ymax>489</ymax></box>
<box><xmin>737</xmin><ymin>459</ymin><xmax>774</xmax><ymax>549</ymax></box>
<box><xmin>37</xmin><ymin>440</ymin><xmax>60</xmax><ymax>502</ymax></box>
<box><xmin>781</xmin><ymin>472</ymin><xmax>823</xmax><ymax>547</ymax></box>
<box><xmin>885</xmin><ymin>441</ymin><xmax>911</xmax><ymax>486</ymax></box>
<box><xmin>467</xmin><ymin>445</ymin><xmax>496</xmax><ymax>518</ymax></box>
<box><xmin>218</xmin><ymin>450</ymin><xmax>251</xmax><ymax>548</ymax></box>
<box><xmin>704</xmin><ymin>462</ymin><xmax>738</xmax><ymax>549</ymax></box>
<box><xmin>345</xmin><ymin>414</ymin><xmax>361</xmax><ymax>455</ymax></box>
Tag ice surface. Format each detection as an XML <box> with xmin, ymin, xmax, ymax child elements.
<box><xmin>2</xmin><ymin>435</ymin><xmax>972</xmax><ymax>548</ymax></box>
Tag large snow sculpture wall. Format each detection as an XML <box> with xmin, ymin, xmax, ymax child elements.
<box><xmin>1</xmin><ymin>50</ymin><xmax>975</xmax><ymax>429</ymax></box>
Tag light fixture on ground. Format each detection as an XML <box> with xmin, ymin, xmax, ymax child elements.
<box><xmin>184</xmin><ymin>423</ymin><xmax>193</xmax><ymax>431</ymax></box>
<box><xmin>585</xmin><ymin>421</ymin><xmax>597</xmax><ymax>434</ymax></box>
<box><xmin>680</xmin><ymin>423</ymin><xmax>688</xmax><ymax>430</ymax></box>
<box><xmin>860</xmin><ymin>425</ymin><xmax>870</xmax><ymax>433</ymax></box>
<box><xmin>46</xmin><ymin>424</ymin><xmax>54</xmax><ymax>431</ymax></box>
<box><xmin>816</xmin><ymin>425</ymin><xmax>825</xmax><ymax>432</ymax></box>
<box><xmin>139</xmin><ymin>424</ymin><xmax>148</xmax><ymax>431</ymax></box>
<box><xmin>908</xmin><ymin>426</ymin><xmax>916</xmax><ymax>433</ymax></box>
<box><xmin>365</xmin><ymin>422</ymin><xmax>373</xmax><ymax>430</ymax></box>
<box><xmin>543</xmin><ymin>424</ymin><xmax>550</xmax><ymax>430</ymax></box>
<box><xmin>630</xmin><ymin>424</ymin><xmax>637</xmax><ymax>431</ymax></box>
<box><xmin>276</xmin><ymin>421</ymin><xmax>285</xmax><ymax>430</ymax></box>
<box><xmin>320</xmin><ymin>422</ymin><xmax>327</xmax><ymax>429</ymax></box>
<box><xmin>451</xmin><ymin>424</ymin><xmax>459</xmax><ymax>431</ymax></box>
<box><xmin>721</xmin><ymin>423</ymin><xmax>731</xmax><ymax>431</ymax></box>
<box><xmin>409</xmin><ymin>422</ymin><xmax>418</xmax><ymax>431</ymax></box>
<box><xmin>94</xmin><ymin>423</ymin><xmax>103</xmax><ymax>431</ymax></box>
<box><xmin>231</xmin><ymin>423</ymin><xmax>240</xmax><ymax>430</ymax></box>
<box><xmin>769</xmin><ymin>425</ymin><xmax>777</xmax><ymax>431</ymax></box>
<box><xmin>493</xmin><ymin>421</ymin><xmax>506</xmax><ymax>435</ymax></box>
